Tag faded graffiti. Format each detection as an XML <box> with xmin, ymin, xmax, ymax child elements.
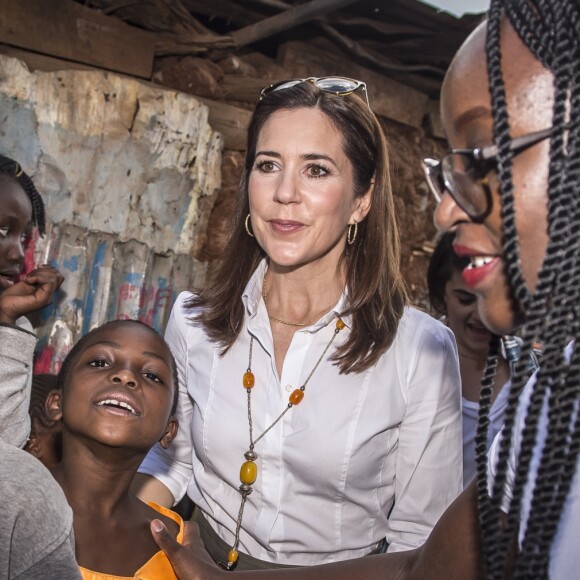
<box><xmin>27</xmin><ymin>223</ymin><xmax>206</xmax><ymax>374</ymax></box>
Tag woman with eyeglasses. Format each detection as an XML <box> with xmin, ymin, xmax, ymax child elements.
<box><xmin>133</xmin><ymin>76</ymin><xmax>463</xmax><ymax>570</ymax></box>
<box><xmin>147</xmin><ymin>0</ymin><xmax>580</xmax><ymax>578</ymax></box>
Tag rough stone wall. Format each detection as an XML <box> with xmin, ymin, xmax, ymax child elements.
<box><xmin>0</xmin><ymin>55</ymin><xmax>222</xmax><ymax>370</ymax></box>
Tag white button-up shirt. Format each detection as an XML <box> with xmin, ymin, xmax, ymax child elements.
<box><xmin>139</xmin><ymin>261</ymin><xmax>462</xmax><ymax>566</ymax></box>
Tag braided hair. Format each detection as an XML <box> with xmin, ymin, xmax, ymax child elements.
<box><xmin>475</xmin><ymin>1</ymin><xmax>580</xmax><ymax>578</ymax></box>
<box><xmin>0</xmin><ymin>155</ymin><xmax>46</xmax><ymax>235</ymax></box>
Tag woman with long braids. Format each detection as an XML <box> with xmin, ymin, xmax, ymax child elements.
<box><xmin>148</xmin><ymin>0</ymin><xmax>580</xmax><ymax>578</ymax></box>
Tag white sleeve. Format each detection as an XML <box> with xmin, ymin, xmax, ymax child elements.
<box><xmin>488</xmin><ymin>370</ymin><xmax>539</xmax><ymax>514</ymax></box>
<box><xmin>386</xmin><ymin>317</ymin><xmax>463</xmax><ymax>552</ymax></box>
<box><xmin>138</xmin><ymin>292</ymin><xmax>196</xmax><ymax>504</ymax></box>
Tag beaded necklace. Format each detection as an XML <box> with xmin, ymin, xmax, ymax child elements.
<box><xmin>224</xmin><ymin>316</ymin><xmax>346</xmax><ymax>569</ymax></box>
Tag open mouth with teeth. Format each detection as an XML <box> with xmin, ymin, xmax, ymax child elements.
<box><xmin>465</xmin><ymin>256</ymin><xmax>496</xmax><ymax>270</ymax></box>
<box><xmin>95</xmin><ymin>399</ymin><xmax>140</xmax><ymax>416</ymax></box>
<box><xmin>0</xmin><ymin>273</ymin><xmax>20</xmax><ymax>290</ymax></box>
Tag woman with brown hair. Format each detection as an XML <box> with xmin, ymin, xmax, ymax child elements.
<box><xmin>135</xmin><ymin>77</ymin><xmax>462</xmax><ymax>570</ymax></box>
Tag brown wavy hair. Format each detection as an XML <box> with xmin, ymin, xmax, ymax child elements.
<box><xmin>189</xmin><ymin>81</ymin><xmax>407</xmax><ymax>374</ymax></box>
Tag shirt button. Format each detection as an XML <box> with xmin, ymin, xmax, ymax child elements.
<box><xmin>285</xmin><ymin>384</ymin><xmax>293</xmax><ymax>392</ymax></box>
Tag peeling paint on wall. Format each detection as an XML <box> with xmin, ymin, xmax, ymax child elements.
<box><xmin>25</xmin><ymin>224</ymin><xmax>206</xmax><ymax>374</ymax></box>
<box><xmin>0</xmin><ymin>55</ymin><xmax>222</xmax><ymax>371</ymax></box>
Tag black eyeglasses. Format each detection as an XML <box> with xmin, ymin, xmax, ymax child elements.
<box><xmin>260</xmin><ymin>76</ymin><xmax>370</xmax><ymax>110</ymax></box>
<box><xmin>422</xmin><ymin>127</ymin><xmax>553</xmax><ymax>221</ymax></box>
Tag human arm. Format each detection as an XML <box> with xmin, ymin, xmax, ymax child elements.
<box><xmin>135</xmin><ymin>293</ymin><xmax>197</xmax><ymax>506</ymax></box>
<box><xmin>0</xmin><ymin>265</ymin><xmax>63</xmax><ymax>324</ymax></box>
<box><xmin>0</xmin><ymin>266</ymin><xmax>64</xmax><ymax>448</ymax></box>
<box><xmin>132</xmin><ymin>472</ymin><xmax>176</xmax><ymax>507</ymax></box>
<box><xmin>386</xmin><ymin>314</ymin><xmax>463</xmax><ymax>551</ymax></box>
<box><xmin>150</xmin><ymin>481</ymin><xmax>482</xmax><ymax>580</ymax></box>
<box><xmin>0</xmin><ymin>321</ymin><xmax>36</xmax><ymax>447</ymax></box>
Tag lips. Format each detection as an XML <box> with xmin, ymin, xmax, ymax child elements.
<box><xmin>0</xmin><ymin>271</ymin><xmax>21</xmax><ymax>290</ymax></box>
<box><xmin>453</xmin><ymin>244</ymin><xmax>501</xmax><ymax>290</ymax></box>
<box><xmin>268</xmin><ymin>219</ymin><xmax>305</xmax><ymax>234</ymax></box>
<box><xmin>93</xmin><ymin>392</ymin><xmax>142</xmax><ymax>417</ymax></box>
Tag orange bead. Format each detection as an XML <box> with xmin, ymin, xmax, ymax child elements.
<box><xmin>243</xmin><ymin>371</ymin><xmax>255</xmax><ymax>388</ymax></box>
<box><xmin>289</xmin><ymin>389</ymin><xmax>304</xmax><ymax>405</ymax></box>
<box><xmin>336</xmin><ymin>318</ymin><xmax>345</xmax><ymax>331</ymax></box>
<box><xmin>228</xmin><ymin>549</ymin><xmax>239</xmax><ymax>565</ymax></box>
<box><xmin>240</xmin><ymin>460</ymin><xmax>257</xmax><ymax>484</ymax></box>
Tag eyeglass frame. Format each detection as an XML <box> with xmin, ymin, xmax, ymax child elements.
<box><xmin>259</xmin><ymin>76</ymin><xmax>371</xmax><ymax>111</ymax></box>
<box><xmin>422</xmin><ymin>126</ymin><xmax>554</xmax><ymax>222</ymax></box>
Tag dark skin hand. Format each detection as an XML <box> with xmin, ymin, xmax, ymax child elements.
<box><xmin>150</xmin><ymin>481</ymin><xmax>482</xmax><ymax>580</ymax></box>
<box><xmin>0</xmin><ymin>265</ymin><xmax>64</xmax><ymax>324</ymax></box>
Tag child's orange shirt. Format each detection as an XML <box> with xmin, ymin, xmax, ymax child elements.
<box><xmin>79</xmin><ymin>502</ymin><xmax>184</xmax><ymax>580</ymax></box>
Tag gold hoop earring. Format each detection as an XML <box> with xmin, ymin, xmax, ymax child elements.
<box><xmin>245</xmin><ymin>214</ymin><xmax>255</xmax><ymax>238</ymax></box>
<box><xmin>14</xmin><ymin>162</ymin><xmax>23</xmax><ymax>178</ymax></box>
<box><xmin>347</xmin><ymin>222</ymin><xmax>358</xmax><ymax>245</ymax></box>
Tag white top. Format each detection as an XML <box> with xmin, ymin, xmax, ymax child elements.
<box><xmin>462</xmin><ymin>380</ymin><xmax>511</xmax><ymax>487</ymax></box>
<box><xmin>488</xmin><ymin>348</ymin><xmax>580</xmax><ymax>579</ymax></box>
<box><xmin>139</xmin><ymin>261</ymin><xmax>463</xmax><ymax>566</ymax></box>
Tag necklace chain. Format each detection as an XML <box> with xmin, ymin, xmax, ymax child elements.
<box><xmin>263</xmin><ymin>290</ymin><xmax>335</xmax><ymax>327</ymax></box>
<box><xmin>223</xmin><ymin>317</ymin><xmax>345</xmax><ymax>569</ymax></box>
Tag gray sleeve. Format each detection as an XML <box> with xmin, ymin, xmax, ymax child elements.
<box><xmin>13</xmin><ymin>530</ymin><xmax>81</xmax><ymax>580</ymax></box>
<box><xmin>0</xmin><ymin>445</ymin><xmax>80</xmax><ymax>579</ymax></box>
<box><xmin>0</xmin><ymin>320</ymin><xmax>36</xmax><ymax>448</ymax></box>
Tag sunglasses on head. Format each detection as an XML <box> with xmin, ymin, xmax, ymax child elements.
<box><xmin>260</xmin><ymin>77</ymin><xmax>371</xmax><ymax>111</ymax></box>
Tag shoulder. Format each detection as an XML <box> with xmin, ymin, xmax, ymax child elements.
<box><xmin>1</xmin><ymin>443</ymin><xmax>71</xmax><ymax>517</ymax></box>
<box><xmin>0</xmin><ymin>443</ymin><xmax>75</xmax><ymax>577</ymax></box>
<box><xmin>396</xmin><ymin>306</ymin><xmax>455</xmax><ymax>350</ymax></box>
<box><xmin>167</xmin><ymin>292</ymin><xmax>203</xmax><ymax>333</ymax></box>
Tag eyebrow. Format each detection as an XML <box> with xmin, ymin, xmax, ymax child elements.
<box><xmin>255</xmin><ymin>150</ymin><xmax>338</xmax><ymax>167</ymax></box>
<box><xmin>452</xmin><ymin>106</ymin><xmax>491</xmax><ymax>132</ymax></box>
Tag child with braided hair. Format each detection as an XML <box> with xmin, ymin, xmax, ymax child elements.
<box><xmin>0</xmin><ymin>154</ymin><xmax>64</xmax><ymax>449</ymax></box>
<box><xmin>0</xmin><ymin>155</ymin><xmax>79</xmax><ymax>578</ymax></box>
<box><xmin>147</xmin><ymin>1</ymin><xmax>580</xmax><ymax>578</ymax></box>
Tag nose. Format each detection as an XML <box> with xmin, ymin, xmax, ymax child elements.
<box><xmin>433</xmin><ymin>191</ymin><xmax>471</xmax><ymax>232</ymax></box>
<box><xmin>112</xmin><ymin>367</ymin><xmax>138</xmax><ymax>388</ymax></box>
<box><xmin>6</xmin><ymin>236</ymin><xmax>26</xmax><ymax>266</ymax></box>
<box><xmin>273</xmin><ymin>169</ymin><xmax>301</xmax><ymax>204</ymax></box>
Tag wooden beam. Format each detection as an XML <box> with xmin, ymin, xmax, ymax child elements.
<box><xmin>0</xmin><ymin>45</ymin><xmax>97</xmax><ymax>73</ymax></box>
<box><xmin>278</xmin><ymin>40</ymin><xmax>429</xmax><ymax>128</ymax></box>
<box><xmin>231</xmin><ymin>0</ymin><xmax>361</xmax><ymax>48</ymax></box>
<box><xmin>0</xmin><ymin>0</ymin><xmax>155</xmax><ymax>78</ymax></box>
<box><xmin>196</xmin><ymin>97</ymin><xmax>252</xmax><ymax>151</ymax></box>
<box><xmin>220</xmin><ymin>75</ymin><xmax>265</xmax><ymax>104</ymax></box>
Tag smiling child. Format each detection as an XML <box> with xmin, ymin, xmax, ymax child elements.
<box><xmin>48</xmin><ymin>319</ymin><xmax>182</xmax><ymax>579</ymax></box>
<box><xmin>0</xmin><ymin>154</ymin><xmax>64</xmax><ymax>449</ymax></box>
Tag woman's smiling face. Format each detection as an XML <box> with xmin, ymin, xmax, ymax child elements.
<box><xmin>247</xmin><ymin>107</ymin><xmax>371</xmax><ymax>273</ymax></box>
<box><xmin>434</xmin><ymin>19</ymin><xmax>554</xmax><ymax>336</ymax></box>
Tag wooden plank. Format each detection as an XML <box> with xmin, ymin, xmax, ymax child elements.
<box><xmin>0</xmin><ymin>0</ymin><xmax>155</xmax><ymax>78</ymax></box>
<box><xmin>196</xmin><ymin>96</ymin><xmax>252</xmax><ymax>151</ymax></box>
<box><xmin>231</xmin><ymin>0</ymin><xmax>361</xmax><ymax>48</ymax></box>
<box><xmin>0</xmin><ymin>44</ymin><xmax>96</xmax><ymax>73</ymax></box>
<box><xmin>220</xmin><ymin>75</ymin><xmax>265</xmax><ymax>104</ymax></box>
<box><xmin>425</xmin><ymin>100</ymin><xmax>446</xmax><ymax>140</ymax></box>
<box><xmin>278</xmin><ymin>40</ymin><xmax>429</xmax><ymax>129</ymax></box>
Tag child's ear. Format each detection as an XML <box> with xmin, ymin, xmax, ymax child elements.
<box><xmin>24</xmin><ymin>433</ymin><xmax>42</xmax><ymax>459</ymax></box>
<box><xmin>159</xmin><ymin>417</ymin><xmax>179</xmax><ymax>450</ymax></box>
<box><xmin>46</xmin><ymin>390</ymin><xmax>64</xmax><ymax>422</ymax></box>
